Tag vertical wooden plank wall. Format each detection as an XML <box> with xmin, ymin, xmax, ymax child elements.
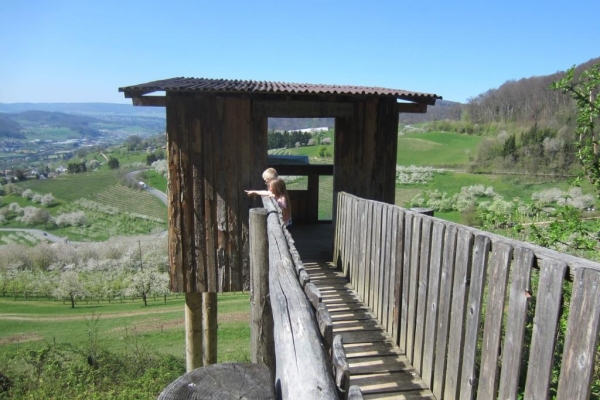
<box><xmin>333</xmin><ymin>192</ymin><xmax>600</xmax><ymax>400</ymax></box>
<box><xmin>166</xmin><ymin>94</ymin><xmax>266</xmax><ymax>293</ymax></box>
<box><xmin>334</xmin><ymin>97</ymin><xmax>398</xmax><ymax>211</ymax></box>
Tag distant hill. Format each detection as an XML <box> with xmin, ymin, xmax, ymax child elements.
<box><xmin>0</xmin><ymin>113</ymin><xmax>26</xmax><ymax>139</ymax></box>
<box><xmin>0</xmin><ymin>110</ymin><xmax>103</xmax><ymax>138</ymax></box>
<box><xmin>0</xmin><ymin>102</ymin><xmax>165</xmax><ymax>117</ymax></box>
<box><xmin>399</xmin><ymin>100</ymin><xmax>463</xmax><ymax>125</ymax></box>
<box><xmin>0</xmin><ymin>102</ymin><xmax>171</xmax><ymax>139</ymax></box>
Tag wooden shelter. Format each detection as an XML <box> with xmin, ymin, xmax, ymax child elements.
<box><xmin>119</xmin><ymin>78</ymin><xmax>441</xmax><ymax>294</ymax></box>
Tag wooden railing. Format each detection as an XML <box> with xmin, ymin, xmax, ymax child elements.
<box><xmin>334</xmin><ymin>192</ymin><xmax>600</xmax><ymax>400</ymax></box>
<box><xmin>255</xmin><ymin>197</ymin><xmax>338</xmax><ymax>399</ymax></box>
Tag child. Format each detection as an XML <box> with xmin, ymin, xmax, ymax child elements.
<box><xmin>246</xmin><ymin>177</ymin><xmax>292</xmax><ymax>226</ymax></box>
<box><xmin>262</xmin><ymin>168</ymin><xmax>278</xmax><ymax>187</ymax></box>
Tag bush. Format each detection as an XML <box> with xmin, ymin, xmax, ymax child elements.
<box><xmin>1</xmin><ymin>340</ymin><xmax>185</xmax><ymax>399</ymax></box>
<box><xmin>108</xmin><ymin>157</ymin><xmax>120</xmax><ymax>170</ymax></box>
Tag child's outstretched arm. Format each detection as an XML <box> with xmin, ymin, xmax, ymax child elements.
<box><xmin>245</xmin><ymin>189</ymin><xmax>273</xmax><ymax>197</ymax></box>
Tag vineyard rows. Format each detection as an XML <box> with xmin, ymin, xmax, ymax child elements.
<box><xmin>93</xmin><ymin>185</ymin><xmax>166</xmax><ymax>221</ymax></box>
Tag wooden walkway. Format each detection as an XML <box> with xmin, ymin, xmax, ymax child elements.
<box><xmin>292</xmin><ymin>224</ymin><xmax>435</xmax><ymax>400</ymax></box>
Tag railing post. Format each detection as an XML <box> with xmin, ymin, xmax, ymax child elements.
<box><xmin>249</xmin><ymin>208</ymin><xmax>275</xmax><ymax>373</ymax></box>
<box><xmin>202</xmin><ymin>292</ymin><xmax>218</xmax><ymax>365</ymax></box>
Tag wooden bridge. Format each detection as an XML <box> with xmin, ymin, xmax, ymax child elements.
<box><xmin>252</xmin><ymin>192</ymin><xmax>600</xmax><ymax>400</ymax></box>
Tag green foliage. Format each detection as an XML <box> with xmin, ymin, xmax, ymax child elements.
<box><xmin>502</xmin><ymin>134</ymin><xmax>517</xmax><ymax>157</ymax></box>
<box><xmin>107</xmin><ymin>157</ymin><xmax>119</xmax><ymax>170</ymax></box>
<box><xmin>268</xmin><ymin>130</ymin><xmax>313</xmax><ymax>149</ymax></box>
<box><xmin>146</xmin><ymin>153</ymin><xmax>157</xmax><ymax>165</ymax></box>
<box><xmin>1</xmin><ymin>341</ymin><xmax>184</xmax><ymax>399</ymax></box>
<box><xmin>317</xmin><ymin>146</ymin><xmax>327</xmax><ymax>158</ymax></box>
<box><xmin>67</xmin><ymin>161</ymin><xmax>87</xmax><ymax>174</ymax></box>
<box><xmin>551</xmin><ymin>63</ymin><xmax>600</xmax><ymax>197</ymax></box>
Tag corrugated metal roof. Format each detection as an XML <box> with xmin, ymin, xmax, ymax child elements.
<box><xmin>119</xmin><ymin>77</ymin><xmax>441</xmax><ymax>104</ymax></box>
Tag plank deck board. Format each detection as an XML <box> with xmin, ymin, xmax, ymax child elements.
<box><xmin>292</xmin><ymin>224</ymin><xmax>433</xmax><ymax>400</ymax></box>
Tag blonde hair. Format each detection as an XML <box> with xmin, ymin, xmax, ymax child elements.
<box><xmin>262</xmin><ymin>168</ymin><xmax>278</xmax><ymax>181</ymax></box>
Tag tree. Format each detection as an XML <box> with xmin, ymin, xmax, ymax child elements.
<box><xmin>40</xmin><ymin>193</ymin><xmax>54</xmax><ymax>207</ymax></box>
<box><xmin>108</xmin><ymin>157</ymin><xmax>120</xmax><ymax>170</ymax></box>
<box><xmin>551</xmin><ymin>63</ymin><xmax>600</xmax><ymax>196</ymax></box>
<box><xmin>125</xmin><ymin>135</ymin><xmax>143</xmax><ymax>151</ymax></box>
<box><xmin>20</xmin><ymin>206</ymin><xmax>51</xmax><ymax>228</ymax></box>
<box><xmin>87</xmin><ymin>159</ymin><xmax>100</xmax><ymax>171</ymax></box>
<box><xmin>125</xmin><ymin>269</ymin><xmax>167</xmax><ymax>306</ymax></box>
<box><xmin>502</xmin><ymin>134</ymin><xmax>517</xmax><ymax>158</ymax></box>
<box><xmin>518</xmin><ymin>63</ymin><xmax>600</xmax><ymax>254</ymax></box>
<box><xmin>14</xmin><ymin>169</ymin><xmax>26</xmax><ymax>181</ymax></box>
<box><xmin>54</xmin><ymin>270</ymin><xmax>87</xmax><ymax>308</ymax></box>
<box><xmin>146</xmin><ymin>154</ymin><xmax>158</xmax><ymax>165</ymax></box>
<box><xmin>68</xmin><ymin>161</ymin><xmax>87</xmax><ymax>174</ymax></box>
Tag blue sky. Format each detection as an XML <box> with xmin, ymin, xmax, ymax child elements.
<box><xmin>1</xmin><ymin>0</ymin><xmax>598</xmax><ymax>104</ymax></box>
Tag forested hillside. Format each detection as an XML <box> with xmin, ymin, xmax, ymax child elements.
<box><xmin>417</xmin><ymin>57</ymin><xmax>600</xmax><ymax>174</ymax></box>
<box><xmin>403</xmin><ymin>57</ymin><xmax>600</xmax><ymax>129</ymax></box>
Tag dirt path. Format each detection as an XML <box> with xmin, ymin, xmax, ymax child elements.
<box><xmin>0</xmin><ymin>307</ymin><xmax>249</xmax><ymax>323</ymax></box>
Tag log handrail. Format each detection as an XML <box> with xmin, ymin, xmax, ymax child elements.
<box><xmin>261</xmin><ymin>197</ymin><xmax>338</xmax><ymax>400</ymax></box>
<box><xmin>334</xmin><ymin>191</ymin><xmax>600</xmax><ymax>400</ymax></box>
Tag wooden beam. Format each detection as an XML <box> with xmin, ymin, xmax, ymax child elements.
<box><xmin>132</xmin><ymin>96</ymin><xmax>166</xmax><ymax>107</ymax></box>
<box><xmin>397</xmin><ymin>102</ymin><xmax>427</xmax><ymax>114</ymax></box>
<box><xmin>123</xmin><ymin>90</ymin><xmax>156</xmax><ymax>98</ymax></box>
<box><xmin>254</xmin><ymin>100</ymin><xmax>353</xmax><ymax>118</ymax></box>
<box><xmin>267</xmin><ymin>164</ymin><xmax>333</xmax><ymax>176</ymax></box>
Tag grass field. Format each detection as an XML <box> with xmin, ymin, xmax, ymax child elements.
<box><xmin>397</xmin><ymin>131</ymin><xmax>482</xmax><ymax>167</ymax></box>
<box><xmin>0</xmin><ymin>293</ymin><xmax>251</xmax><ymax>362</ymax></box>
<box><xmin>141</xmin><ymin>170</ymin><xmax>168</xmax><ymax>192</ymax></box>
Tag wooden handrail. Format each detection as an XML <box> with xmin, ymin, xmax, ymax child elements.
<box><xmin>262</xmin><ymin>197</ymin><xmax>338</xmax><ymax>400</ymax></box>
<box><xmin>334</xmin><ymin>192</ymin><xmax>600</xmax><ymax>400</ymax></box>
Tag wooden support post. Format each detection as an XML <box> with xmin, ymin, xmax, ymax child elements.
<box><xmin>202</xmin><ymin>292</ymin><xmax>218</xmax><ymax>365</ymax></box>
<box><xmin>249</xmin><ymin>208</ymin><xmax>275</xmax><ymax>372</ymax></box>
<box><xmin>185</xmin><ymin>292</ymin><xmax>203</xmax><ymax>372</ymax></box>
<box><xmin>307</xmin><ymin>173</ymin><xmax>319</xmax><ymax>223</ymax></box>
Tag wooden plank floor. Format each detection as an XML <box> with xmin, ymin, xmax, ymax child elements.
<box><xmin>291</xmin><ymin>224</ymin><xmax>435</xmax><ymax>400</ymax></box>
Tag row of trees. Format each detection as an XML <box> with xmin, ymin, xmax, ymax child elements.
<box><xmin>268</xmin><ymin>130</ymin><xmax>315</xmax><ymax>150</ymax></box>
<box><xmin>0</xmin><ymin>235</ymin><xmax>170</xmax><ymax>307</ymax></box>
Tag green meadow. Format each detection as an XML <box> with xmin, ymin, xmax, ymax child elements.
<box><xmin>140</xmin><ymin>170</ymin><xmax>168</xmax><ymax>192</ymax></box>
<box><xmin>397</xmin><ymin>131</ymin><xmax>481</xmax><ymax>167</ymax></box>
<box><xmin>0</xmin><ymin>293</ymin><xmax>251</xmax><ymax>362</ymax></box>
